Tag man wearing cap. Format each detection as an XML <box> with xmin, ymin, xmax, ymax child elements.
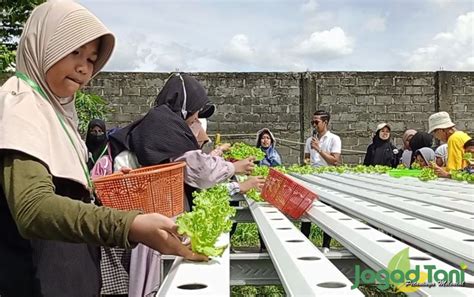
<box><xmin>428</xmin><ymin>111</ymin><xmax>471</xmax><ymax>177</ymax></box>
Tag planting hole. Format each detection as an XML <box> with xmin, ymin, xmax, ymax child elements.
<box><xmin>177</xmin><ymin>283</ymin><xmax>207</xmax><ymax>290</ymax></box>
<box><xmin>403</xmin><ymin>217</ymin><xmax>416</xmax><ymax>220</ymax></box>
<box><xmin>429</xmin><ymin>227</ymin><xmax>445</xmax><ymax>230</ymax></box>
<box><xmin>316</xmin><ymin>282</ymin><xmax>347</xmax><ymax>288</ymax></box>
<box><xmin>377</xmin><ymin>239</ymin><xmax>395</xmax><ymax>243</ymax></box>
<box><xmin>298</xmin><ymin>256</ymin><xmax>321</xmax><ymax>261</ymax></box>
<box><xmin>355</xmin><ymin>227</ymin><xmax>370</xmax><ymax>230</ymax></box>
<box><xmin>277</xmin><ymin>227</ymin><xmax>292</xmax><ymax>230</ymax></box>
<box><xmin>409</xmin><ymin>256</ymin><xmax>431</xmax><ymax>261</ymax></box>
<box><xmin>286</xmin><ymin>239</ymin><xmax>304</xmax><ymax>243</ymax></box>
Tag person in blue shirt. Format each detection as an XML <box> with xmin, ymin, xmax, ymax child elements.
<box><xmin>256</xmin><ymin>128</ymin><xmax>282</xmax><ymax>167</ymax></box>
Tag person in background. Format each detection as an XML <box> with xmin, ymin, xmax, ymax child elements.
<box><xmin>428</xmin><ymin>112</ymin><xmax>471</xmax><ymax>177</ymax></box>
<box><xmin>434</xmin><ymin>144</ymin><xmax>448</xmax><ymax>167</ymax></box>
<box><xmin>408</xmin><ymin>132</ymin><xmax>433</xmax><ymax>167</ymax></box>
<box><xmin>463</xmin><ymin>139</ymin><xmax>474</xmax><ymax>174</ymax></box>
<box><xmin>256</xmin><ymin>128</ymin><xmax>282</xmax><ymax>167</ymax></box>
<box><xmin>413</xmin><ymin>147</ymin><xmax>435</xmax><ymax>168</ymax></box>
<box><xmin>303</xmin><ymin>110</ymin><xmax>341</xmax><ymax>253</ymax></box>
<box><xmin>107</xmin><ymin>74</ymin><xmax>258</xmax><ymax>296</ymax></box>
<box><xmin>85</xmin><ymin>119</ymin><xmax>108</xmax><ymax>171</ymax></box>
<box><xmin>304</xmin><ymin>110</ymin><xmax>341</xmax><ymax>167</ymax></box>
<box><xmin>400</xmin><ymin>129</ymin><xmax>417</xmax><ymax>167</ymax></box>
<box><xmin>0</xmin><ymin>2</ymin><xmax>206</xmax><ymax>297</ymax></box>
<box><xmin>363</xmin><ymin>123</ymin><xmax>399</xmax><ymax>167</ymax></box>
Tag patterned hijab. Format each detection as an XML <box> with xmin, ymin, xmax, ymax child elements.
<box><xmin>0</xmin><ymin>0</ymin><xmax>114</xmax><ymax>188</ymax></box>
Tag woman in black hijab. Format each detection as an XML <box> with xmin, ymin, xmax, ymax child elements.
<box><xmin>109</xmin><ymin>73</ymin><xmax>253</xmax><ymax>205</ymax></box>
<box><xmin>85</xmin><ymin>119</ymin><xmax>108</xmax><ymax>171</ymax></box>
<box><xmin>363</xmin><ymin>123</ymin><xmax>399</xmax><ymax>167</ymax></box>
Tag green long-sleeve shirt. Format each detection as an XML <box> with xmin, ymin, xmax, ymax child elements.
<box><xmin>0</xmin><ymin>150</ymin><xmax>140</xmax><ymax>248</ymax></box>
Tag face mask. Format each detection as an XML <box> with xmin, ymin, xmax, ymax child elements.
<box><xmin>90</xmin><ymin>133</ymin><xmax>106</xmax><ymax>144</ymax></box>
<box><xmin>189</xmin><ymin>119</ymin><xmax>210</xmax><ymax>148</ymax></box>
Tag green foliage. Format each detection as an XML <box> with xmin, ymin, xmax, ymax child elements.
<box><xmin>450</xmin><ymin>170</ymin><xmax>474</xmax><ymax>183</ymax></box>
<box><xmin>0</xmin><ymin>44</ymin><xmax>16</xmax><ymax>73</ymax></box>
<box><xmin>245</xmin><ymin>188</ymin><xmax>264</xmax><ymax>202</ymax></box>
<box><xmin>176</xmin><ymin>185</ymin><xmax>236</xmax><ymax>257</ymax></box>
<box><xmin>230</xmin><ymin>223</ymin><xmax>260</xmax><ymax>247</ymax></box>
<box><xmin>1</xmin><ymin>0</ymin><xmax>45</xmax><ymax>50</ymax></box>
<box><xmin>463</xmin><ymin>152</ymin><xmax>473</xmax><ymax>163</ymax></box>
<box><xmin>75</xmin><ymin>91</ymin><xmax>109</xmax><ymax>136</ymax></box>
<box><xmin>224</xmin><ymin>142</ymin><xmax>265</xmax><ymax>161</ymax></box>
<box><xmin>251</xmin><ymin>165</ymin><xmax>270</xmax><ymax>177</ymax></box>
<box><xmin>418</xmin><ymin>167</ymin><xmax>437</xmax><ymax>181</ymax></box>
<box><xmin>231</xmin><ymin>285</ymin><xmax>285</xmax><ymax>296</ymax></box>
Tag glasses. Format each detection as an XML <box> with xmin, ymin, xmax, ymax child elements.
<box><xmin>311</xmin><ymin>120</ymin><xmax>322</xmax><ymax>125</ymax></box>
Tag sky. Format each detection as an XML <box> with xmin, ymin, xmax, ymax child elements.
<box><xmin>79</xmin><ymin>0</ymin><xmax>474</xmax><ymax>72</ymax></box>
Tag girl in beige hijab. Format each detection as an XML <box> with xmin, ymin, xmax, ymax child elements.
<box><xmin>0</xmin><ymin>1</ymin><xmax>206</xmax><ymax>296</ymax></box>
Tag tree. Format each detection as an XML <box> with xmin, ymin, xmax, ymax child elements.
<box><xmin>1</xmin><ymin>0</ymin><xmax>45</xmax><ymax>72</ymax></box>
<box><xmin>1</xmin><ymin>0</ymin><xmax>45</xmax><ymax>50</ymax></box>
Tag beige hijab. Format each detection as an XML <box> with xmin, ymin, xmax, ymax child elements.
<box><xmin>0</xmin><ymin>0</ymin><xmax>115</xmax><ymax>189</ymax></box>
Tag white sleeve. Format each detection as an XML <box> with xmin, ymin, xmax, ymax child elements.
<box><xmin>113</xmin><ymin>150</ymin><xmax>141</xmax><ymax>172</ymax></box>
<box><xmin>304</xmin><ymin>137</ymin><xmax>312</xmax><ymax>154</ymax></box>
<box><xmin>331</xmin><ymin>136</ymin><xmax>342</xmax><ymax>154</ymax></box>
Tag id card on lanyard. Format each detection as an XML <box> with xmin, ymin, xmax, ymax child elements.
<box><xmin>15</xmin><ymin>72</ymin><xmax>94</xmax><ymax>192</ymax></box>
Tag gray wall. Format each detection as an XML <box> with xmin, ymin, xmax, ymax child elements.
<box><xmin>1</xmin><ymin>71</ymin><xmax>472</xmax><ymax>165</ymax></box>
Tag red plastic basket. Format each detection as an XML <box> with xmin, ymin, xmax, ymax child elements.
<box><xmin>93</xmin><ymin>162</ymin><xmax>185</xmax><ymax>217</ymax></box>
<box><xmin>261</xmin><ymin>168</ymin><xmax>318</xmax><ymax>219</ymax></box>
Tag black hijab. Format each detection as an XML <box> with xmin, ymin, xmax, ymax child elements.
<box><xmin>409</xmin><ymin>132</ymin><xmax>433</xmax><ymax>165</ymax></box>
<box><xmin>109</xmin><ymin>74</ymin><xmax>210</xmax><ymax>166</ymax></box>
<box><xmin>86</xmin><ymin>119</ymin><xmax>107</xmax><ymax>159</ymax></box>
<box><xmin>371</xmin><ymin>129</ymin><xmax>393</xmax><ymax>165</ymax></box>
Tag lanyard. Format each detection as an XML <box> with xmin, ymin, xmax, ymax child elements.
<box><xmin>15</xmin><ymin>72</ymin><xmax>93</xmax><ymax>190</ymax></box>
<box><xmin>90</xmin><ymin>144</ymin><xmax>108</xmax><ymax>164</ymax></box>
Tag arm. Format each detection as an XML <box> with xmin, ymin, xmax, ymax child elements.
<box><xmin>1</xmin><ymin>151</ymin><xmax>139</xmax><ymax>248</ymax></box>
<box><xmin>319</xmin><ymin>151</ymin><xmax>340</xmax><ymax>166</ymax></box>
<box><xmin>1</xmin><ymin>151</ymin><xmax>207</xmax><ymax>261</ymax></box>
<box><xmin>446</xmin><ymin>134</ymin><xmax>471</xmax><ymax>171</ymax></box>
<box><xmin>304</xmin><ymin>138</ymin><xmax>311</xmax><ymax>164</ymax></box>
<box><xmin>174</xmin><ymin>150</ymin><xmax>235</xmax><ymax>189</ymax></box>
<box><xmin>314</xmin><ymin>137</ymin><xmax>341</xmax><ymax>166</ymax></box>
<box><xmin>363</xmin><ymin>145</ymin><xmax>373</xmax><ymax>166</ymax></box>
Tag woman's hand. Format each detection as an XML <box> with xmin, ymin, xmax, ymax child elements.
<box><xmin>239</xmin><ymin>176</ymin><xmax>265</xmax><ymax>193</ymax></box>
<box><xmin>217</xmin><ymin>143</ymin><xmax>231</xmax><ymax>152</ymax></box>
<box><xmin>128</xmin><ymin>213</ymin><xmax>208</xmax><ymax>261</ymax></box>
<box><xmin>233</xmin><ymin>157</ymin><xmax>256</xmax><ymax>175</ymax></box>
<box><xmin>431</xmin><ymin>163</ymin><xmax>450</xmax><ymax>178</ymax></box>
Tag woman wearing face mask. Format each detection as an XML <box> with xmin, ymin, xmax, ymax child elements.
<box><xmin>106</xmin><ymin>74</ymin><xmax>256</xmax><ymax>296</ymax></box>
<box><xmin>363</xmin><ymin>123</ymin><xmax>399</xmax><ymax>167</ymax></box>
<box><xmin>85</xmin><ymin>119</ymin><xmax>108</xmax><ymax>171</ymax></box>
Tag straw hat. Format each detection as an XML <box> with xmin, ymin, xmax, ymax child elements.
<box><xmin>428</xmin><ymin>112</ymin><xmax>455</xmax><ymax>133</ymax></box>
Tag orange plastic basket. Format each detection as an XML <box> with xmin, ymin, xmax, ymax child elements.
<box><xmin>93</xmin><ymin>162</ymin><xmax>185</xmax><ymax>217</ymax></box>
<box><xmin>261</xmin><ymin>168</ymin><xmax>318</xmax><ymax>219</ymax></box>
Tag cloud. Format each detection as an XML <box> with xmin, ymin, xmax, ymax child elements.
<box><xmin>293</xmin><ymin>27</ymin><xmax>353</xmax><ymax>59</ymax></box>
<box><xmin>301</xmin><ymin>0</ymin><xmax>318</xmax><ymax>13</ymax></box>
<box><xmin>405</xmin><ymin>11</ymin><xmax>474</xmax><ymax>70</ymax></box>
<box><xmin>364</xmin><ymin>16</ymin><xmax>386</xmax><ymax>32</ymax></box>
<box><xmin>220</xmin><ymin>34</ymin><xmax>256</xmax><ymax>64</ymax></box>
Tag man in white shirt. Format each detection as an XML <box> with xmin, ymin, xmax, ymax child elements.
<box><xmin>302</xmin><ymin>110</ymin><xmax>341</xmax><ymax>252</ymax></box>
<box><xmin>304</xmin><ymin>110</ymin><xmax>342</xmax><ymax>166</ymax></box>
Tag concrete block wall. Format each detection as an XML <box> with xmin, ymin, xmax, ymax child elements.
<box><xmin>1</xmin><ymin>71</ymin><xmax>472</xmax><ymax>165</ymax></box>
